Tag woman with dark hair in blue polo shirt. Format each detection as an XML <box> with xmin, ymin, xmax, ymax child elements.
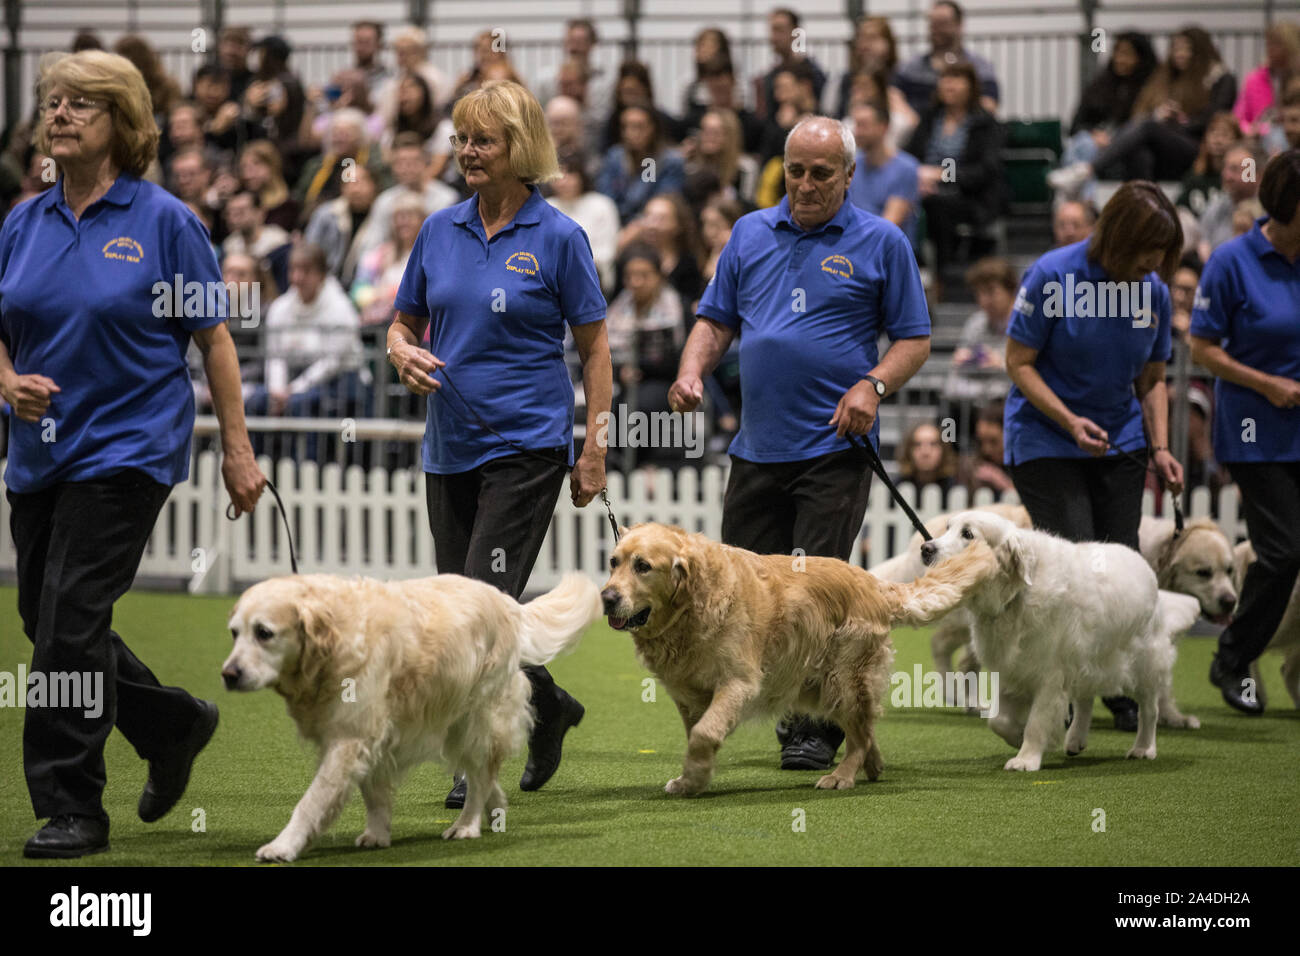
<box><xmin>0</xmin><ymin>51</ymin><xmax>264</xmax><ymax>858</ymax></box>
<box><xmin>386</xmin><ymin>81</ymin><xmax>612</xmax><ymax>809</ymax></box>
<box><xmin>1004</xmin><ymin>181</ymin><xmax>1185</xmax><ymax>730</ymax></box>
<box><xmin>1190</xmin><ymin>150</ymin><xmax>1300</xmax><ymax>714</ymax></box>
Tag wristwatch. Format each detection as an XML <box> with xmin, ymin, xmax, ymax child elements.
<box><xmin>864</xmin><ymin>374</ymin><xmax>887</xmax><ymax>397</ymax></box>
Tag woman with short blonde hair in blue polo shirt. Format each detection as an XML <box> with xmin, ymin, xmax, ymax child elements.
<box><xmin>0</xmin><ymin>51</ymin><xmax>265</xmax><ymax>858</ymax></box>
<box><xmin>386</xmin><ymin>80</ymin><xmax>612</xmax><ymax>810</ymax></box>
<box><xmin>1004</xmin><ymin>181</ymin><xmax>1185</xmax><ymax>730</ymax></box>
<box><xmin>1190</xmin><ymin>150</ymin><xmax>1300</xmax><ymax>714</ymax></box>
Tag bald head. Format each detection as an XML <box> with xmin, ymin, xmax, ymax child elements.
<box><xmin>783</xmin><ymin>117</ymin><xmax>856</xmax><ymax>230</ymax></box>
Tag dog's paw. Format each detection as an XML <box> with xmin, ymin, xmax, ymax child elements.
<box><xmin>442</xmin><ymin>822</ymin><xmax>481</xmax><ymax>840</ymax></box>
<box><xmin>664</xmin><ymin>775</ymin><xmax>702</xmax><ymax>796</ymax></box>
<box><xmin>355</xmin><ymin>829</ymin><xmax>390</xmax><ymax>849</ymax></box>
<box><xmin>814</xmin><ymin>773</ymin><xmax>855</xmax><ymax>790</ymax></box>
<box><xmin>1064</xmin><ymin>737</ymin><xmax>1087</xmax><ymax>756</ymax></box>
<box><xmin>256</xmin><ymin>839</ymin><xmax>299</xmax><ymax>863</ymax></box>
<box><xmin>1160</xmin><ymin>713</ymin><xmax>1200</xmax><ymax>729</ymax></box>
<box><xmin>1004</xmin><ymin>755</ymin><xmax>1041</xmax><ymax>772</ymax></box>
<box><xmin>1125</xmin><ymin>744</ymin><xmax>1157</xmax><ymax>760</ymax></box>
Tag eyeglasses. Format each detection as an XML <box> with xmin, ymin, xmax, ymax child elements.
<box><xmin>449</xmin><ymin>133</ymin><xmax>499</xmax><ymax>152</ymax></box>
<box><xmin>42</xmin><ymin>95</ymin><xmax>107</xmax><ymax>122</ymax></box>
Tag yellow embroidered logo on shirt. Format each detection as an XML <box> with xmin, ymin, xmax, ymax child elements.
<box><xmin>505</xmin><ymin>251</ymin><xmax>540</xmax><ymax>276</ymax></box>
<box><xmin>820</xmin><ymin>254</ymin><xmax>853</xmax><ymax>278</ymax></box>
<box><xmin>102</xmin><ymin>236</ymin><xmax>144</xmax><ymax>263</ymax></box>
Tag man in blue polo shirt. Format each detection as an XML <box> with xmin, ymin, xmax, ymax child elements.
<box><xmin>669</xmin><ymin>115</ymin><xmax>931</xmax><ymax>771</ymax></box>
<box><xmin>1190</xmin><ymin>152</ymin><xmax>1300</xmax><ymax>713</ymax></box>
<box><xmin>848</xmin><ymin>100</ymin><xmax>920</xmax><ymax>251</ymax></box>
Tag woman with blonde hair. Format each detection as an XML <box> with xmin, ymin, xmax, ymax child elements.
<box><xmin>687</xmin><ymin>107</ymin><xmax>758</xmax><ymax>203</ymax></box>
<box><xmin>386</xmin><ymin>80</ymin><xmax>612</xmax><ymax>812</ymax></box>
<box><xmin>0</xmin><ymin>50</ymin><xmax>264</xmax><ymax>857</ymax></box>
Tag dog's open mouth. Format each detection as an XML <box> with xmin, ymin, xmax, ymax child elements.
<box><xmin>608</xmin><ymin>607</ymin><xmax>651</xmax><ymax>631</ymax></box>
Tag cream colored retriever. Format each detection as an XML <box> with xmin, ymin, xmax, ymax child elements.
<box><xmin>874</xmin><ymin>508</ymin><xmax>1229</xmax><ymax>727</ymax></box>
<box><xmin>920</xmin><ymin>511</ymin><xmax>1202</xmax><ymax>770</ymax></box>
<box><xmin>599</xmin><ymin>523</ymin><xmax>998</xmax><ymax>795</ymax></box>
<box><xmin>222</xmin><ymin>572</ymin><xmax>601</xmax><ymax>862</ymax></box>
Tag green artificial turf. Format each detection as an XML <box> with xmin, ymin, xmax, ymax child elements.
<box><xmin>1</xmin><ymin>586</ymin><xmax>1296</xmax><ymax>867</ymax></box>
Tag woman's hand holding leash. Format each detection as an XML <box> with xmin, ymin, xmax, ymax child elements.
<box><xmin>1152</xmin><ymin>448</ymin><xmax>1184</xmax><ymax>497</ymax></box>
<box><xmin>223</xmin><ymin>444</ymin><xmax>266</xmax><ymax>518</ymax></box>
<box><xmin>390</xmin><ymin>341</ymin><xmax>445</xmax><ymax>396</ymax></box>
<box><xmin>1068</xmin><ymin>414</ymin><xmax>1110</xmax><ymax>456</ymax></box>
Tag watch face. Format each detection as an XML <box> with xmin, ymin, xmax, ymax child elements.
<box><xmin>873</xmin><ymin>379</ymin><xmax>886</xmax><ymax>395</ymax></box>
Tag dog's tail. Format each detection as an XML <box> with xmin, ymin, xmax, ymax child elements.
<box><xmin>517</xmin><ymin>573</ymin><xmax>603</xmax><ymax>666</ymax></box>
<box><xmin>883</xmin><ymin>541</ymin><xmax>998</xmax><ymax>628</ymax></box>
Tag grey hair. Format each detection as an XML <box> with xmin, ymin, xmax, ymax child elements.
<box><xmin>784</xmin><ymin>116</ymin><xmax>856</xmax><ymax>172</ymax></box>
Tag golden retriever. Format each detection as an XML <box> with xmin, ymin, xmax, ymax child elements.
<box><xmin>221</xmin><ymin>572</ymin><xmax>601</xmax><ymax>862</ymax></box>
<box><xmin>599</xmin><ymin>523</ymin><xmax>998</xmax><ymax>795</ymax></box>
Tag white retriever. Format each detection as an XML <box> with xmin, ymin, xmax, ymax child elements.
<box><xmin>222</xmin><ymin>572</ymin><xmax>601</xmax><ymax>862</ymax></box>
<box><xmin>920</xmin><ymin>511</ymin><xmax>1201</xmax><ymax>771</ymax></box>
<box><xmin>874</xmin><ymin>509</ymin><xmax>1222</xmax><ymax>728</ymax></box>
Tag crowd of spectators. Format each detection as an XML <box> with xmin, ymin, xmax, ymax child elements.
<box><xmin>0</xmin><ymin>5</ymin><xmax>1283</xmax><ymax>494</ymax></box>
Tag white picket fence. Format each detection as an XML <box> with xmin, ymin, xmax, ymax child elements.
<box><xmin>0</xmin><ymin>453</ymin><xmax>1245</xmax><ymax>595</ymax></box>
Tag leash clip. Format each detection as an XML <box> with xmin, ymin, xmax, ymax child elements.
<box><xmin>601</xmin><ymin>487</ymin><xmax>621</xmax><ymax>543</ymax></box>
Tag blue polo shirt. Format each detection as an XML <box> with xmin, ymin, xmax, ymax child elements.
<box><xmin>1190</xmin><ymin>218</ymin><xmax>1300</xmax><ymax>463</ymax></box>
<box><xmin>394</xmin><ymin>185</ymin><xmax>606</xmax><ymax>474</ymax></box>
<box><xmin>697</xmin><ymin>195</ymin><xmax>930</xmax><ymax>462</ymax></box>
<box><xmin>0</xmin><ymin>175</ymin><xmax>224</xmax><ymax>494</ymax></box>
<box><xmin>1003</xmin><ymin>239</ymin><xmax>1172</xmax><ymax>465</ymax></box>
<box><xmin>848</xmin><ymin>150</ymin><xmax>919</xmax><ymax>248</ymax></box>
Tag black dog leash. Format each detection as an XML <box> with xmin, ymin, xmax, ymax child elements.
<box><xmin>434</xmin><ymin>364</ymin><xmax>623</xmax><ymax>542</ymax></box>
<box><xmin>1104</xmin><ymin>439</ymin><xmax>1186</xmax><ymax>538</ymax></box>
<box><xmin>226</xmin><ymin>476</ymin><xmax>299</xmax><ymax>574</ymax></box>
<box><xmin>846</xmin><ymin>432</ymin><xmax>933</xmax><ymax>542</ymax></box>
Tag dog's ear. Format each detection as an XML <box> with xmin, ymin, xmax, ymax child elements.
<box><xmin>294</xmin><ymin>588</ymin><xmax>339</xmax><ymax>685</ymax></box>
<box><xmin>618</xmin><ymin>524</ymin><xmax>629</xmax><ymax>538</ymax></box>
<box><xmin>996</xmin><ymin>533</ymin><xmax>1034</xmax><ymax>588</ymax></box>
<box><xmin>670</xmin><ymin>552</ymin><xmax>692</xmax><ymax>604</ymax></box>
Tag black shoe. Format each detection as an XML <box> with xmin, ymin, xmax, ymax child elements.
<box><xmin>1210</xmin><ymin>655</ymin><xmax>1265</xmax><ymax>715</ymax></box>
<box><xmin>24</xmin><ymin>814</ymin><xmax>109</xmax><ymax>859</ymax></box>
<box><xmin>445</xmin><ymin>776</ymin><xmax>466</xmax><ymax>809</ymax></box>
<box><xmin>1102</xmin><ymin>696</ymin><xmax>1139</xmax><ymax>732</ymax></box>
<box><xmin>139</xmin><ymin>699</ymin><xmax>219</xmax><ymax>823</ymax></box>
<box><xmin>779</xmin><ymin>716</ymin><xmax>845</xmax><ymax>770</ymax></box>
<box><xmin>520</xmin><ymin>689</ymin><xmax>585</xmax><ymax>791</ymax></box>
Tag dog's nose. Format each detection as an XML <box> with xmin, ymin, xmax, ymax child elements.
<box><xmin>920</xmin><ymin>541</ymin><xmax>938</xmax><ymax>565</ymax></box>
<box><xmin>221</xmin><ymin>667</ymin><xmax>240</xmax><ymax>690</ymax></box>
<box><xmin>1219</xmin><ymin>595</ymin><xmax>1237</xmax><ymax>615</ymax></box>
<box><xmin>601</xmin><ymin>588</ymin><xmax>620</xmax><ymax>614</ymax></box>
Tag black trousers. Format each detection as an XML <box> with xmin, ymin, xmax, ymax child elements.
<box><xmin>425</xmin><ymin>449</ymin><xmax>570</xmax><ymax>718</ymax></box>
<box><xmin>1008</xmin><ymin>454</ymin><xmax>1146</xmax><ymax>550</ymax></box>
<box><xmin>721</xmin><ymin>447</ymin><xmax>874</xmax><ymax>559</ymax></box>
<box><xmin>1218</xmin><ymin>462</ymin><xmax>1300</xmax><ymax>672</ymax></box>
<box><xmin>722</xmin><ymin>448</ymin><xmax>874</xmax><ymax>746</ymax></box>
<box><xmin>1092</xmin><ymin>118</ymin><xmax>1199</xmax><ymax>182</ymax></box>
<box><xmin>1009</xmin><ymin>453</ymin><xmax>1147</xmax><ymax>716</ymax></box>
<box><xmin>8</xmin><ymin>469</ymin><xmax>205</xmax><ymax>822</ymax></box>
